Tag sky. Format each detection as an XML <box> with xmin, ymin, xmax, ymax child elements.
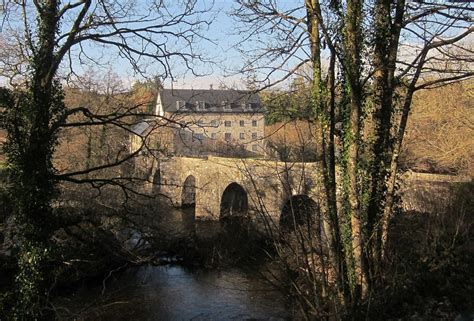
<box><xmin>167</xmin><ymin>1</ymin><xmax>247</xmax><ymax>89</ymax></box>
<box><xmin>1</xmin><ymin>0</ymin><xmax>471</xmax><ymax>90</ymax></box>
<box><xmin>99</xmin><ymin>0</ymin><xmax>250</xmax><ymax>90</ymax></box>
<box><xmin>0</xmin><ymin>0</ymin><xmax>247</xmax><ymax>89</ymax></box>
<box><xmin>72</xmin><ymin>0</ymin><xmax>307</xmax><ymax>90</ymax></box>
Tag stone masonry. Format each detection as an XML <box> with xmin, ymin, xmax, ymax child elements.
<box><xmin>156</xmin><ymin>156</ymin><xmax>324</xmax><ymax>219</ymax></box>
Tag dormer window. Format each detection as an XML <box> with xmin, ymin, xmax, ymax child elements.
<box><xmin>241</xmin><ymin>102</ymin><xmax>253</xmax><ymax>111</ymax></box>
<box><xmin>176</xmin><ymin>100</ymin><xmax>185</xmax><ymax>109</ymax></box>
<box><xmin>196</xmin><ymin>101</ymin><xmax>206</xmax><ymax>110</ymax></box>
<box><xmin>222</xmin><ymin>100</ymin><xmax>231</xmax><ymax>110</ymax></box>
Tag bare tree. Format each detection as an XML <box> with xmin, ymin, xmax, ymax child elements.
<box><xmin>232</xmin><ymin>0</ymin><xmax>473</xmax><ymax>317</ymax></box>
<box><xmin>0</xmin><ymin>0</ymin><xmax>214</xmax><ymax>318</ymax></box>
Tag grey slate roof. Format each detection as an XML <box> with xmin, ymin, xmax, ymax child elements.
<box><xmin>131</xmin><ymin>121</ymin><xmax>150</xmax><ymax>135</ymax></box>
<box><xmin>160</xmin><ymin>88</ymin><xmax>262</xmax><ymax>113</ymax></box>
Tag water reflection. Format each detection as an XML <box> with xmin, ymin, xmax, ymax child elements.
<box><xmin>58</xmin><ymin>205</ymin><xmax>290</xmax><ymax>320</ymax></box>
<box><xmin>60</xmin><ymin>265</ymin><xmax>289</xmax><ymax>321</ymax></box>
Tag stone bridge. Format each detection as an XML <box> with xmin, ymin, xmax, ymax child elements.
<box><xmin>151</xmin><ymin>156</ymin><xmax>325</xmax><ymax>222</ymax></box>
<box><xmin>138</xmin><ymin>156</ymin><xmax>471</xmax><ymax>223</ymax></box>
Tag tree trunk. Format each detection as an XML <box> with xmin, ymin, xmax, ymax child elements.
<box><xmin>373</xmin><ymin>0</ymin><xmax>406</xmax><ymax>265</ymax></box>
<box><xmin>306</xmin><ymin>0</ymin><xmax>348</xmax><ymax>302</ymax></box>
<box><xmin>366</xmin><ymin>0</ymin><xmax>393</xmax><ymax>278</ymax></box>
<box><xmin>381</xmin><ymin>49</ymin><xmax>426</xmax><ymax>257</ymax></box>
<box><xmin>343</xmin><ymin>0</ymin><xmax>369</xmax><ymax>299</ymax></box>
<box><xmin>7</xmin><ymin>1</ymin><xmax>63</xmax><ymax>318</ymax></box>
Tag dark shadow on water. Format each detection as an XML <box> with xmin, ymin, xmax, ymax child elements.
<box><xmin>57</xmin><ymin>265</ymin><xmax>290</xmax><ymax>321</ymax></box>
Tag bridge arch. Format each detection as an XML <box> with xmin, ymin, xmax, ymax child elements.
<box><xmin>181</xmin><ymin>175</ymin><xmax>196</xmax><ymax>208</ymax></box>
<box><xmin>152</xmin><ymin>168</ymin><xmax>161</xmax><ymax>193</ymax></box>
<box><xmin>280</xmin><ymin>194</ymin><xmax>319</xmax><ymax>230</ymax></box>
<box><xmin>219</xmin><ymin>182</ymin><xmax>248</xmax><ymax>219</ymax></box>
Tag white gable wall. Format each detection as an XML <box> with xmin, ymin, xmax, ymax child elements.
<box><xmin>155</xmin><ymin>91</ymin><xmax>164</xmax><ymax>116</ymax></box>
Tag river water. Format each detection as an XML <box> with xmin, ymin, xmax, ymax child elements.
<box><xmin>58</xmin><ymin>265</ymin><xmax>290</xmax><ymax>320</ymax></box>
<box><xmin>56</xmin><ymin>207</ymin><xmax>291</xmax><ymax>320</ymax></box>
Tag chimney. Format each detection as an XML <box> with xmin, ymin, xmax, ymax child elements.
<box><xmin>209</xmin><ymin>84</ymin><xmax>213</xmax><ymax>90</ymax></box>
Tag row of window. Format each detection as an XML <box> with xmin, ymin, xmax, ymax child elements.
<box><xmin>222</xmin><ymin>120</ymin><xmax>259</xmax><ymax>127</ymax></box>
<box><xmin>223</xmin><ymin>134</ymin><xmax>259</xmax><ymax>152</ymax></box>
<box><xmin>191</xmin><ymin>133</ymin><xmax>259</xmax><ymax>141</ymax></box>
<box><xmin>222</xmin><ymin>132</ymin><xmax>259</xmax><ymax>140</ymax></box>
<box><xmin>177</xmin><ymin>100</ymin><xmax>259</xmax><ymax>111</ymax></box>
<box><xmin>191</xmin><ymin>133</ymin><xmax>259</xmax><ymax>152</ymax></box>
<box><xmin>182</xmin><ymin>119</ymin><xmax>258</xmax><ymax>127</ymax></box>
<box><xmin>198</xmin><ymin>132</ymin><xmax>259</xmax><ymax>140</ymax></box>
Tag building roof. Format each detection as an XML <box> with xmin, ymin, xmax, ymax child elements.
<box><xmin>131</xmin><ymin>121</ymin><xmax>150</xmax><ymax>136</ymax></box>
<box><xmin>160</xmin><ymin>88</ymin><xmax>262</xmax><ymax>114</ymax></box>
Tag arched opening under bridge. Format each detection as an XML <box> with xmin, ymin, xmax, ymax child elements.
<box><xmin>181</xmin><ymin>175</ymin><xmax>196</xmax><ymax>209</ymax></box>
<box><xmin>220</xmin><ymin>182</ymin><xmax>249</xmax><ymax>233</ymax></box>
<box><xmin>220</xmin><ymin>182</ymin><xmax>248</xmax><ymax>219</ymax></box>
<box><xmin>280</xmin><ymin>195</ymin><xmax>319</xmax><ymax>230</ymax></box>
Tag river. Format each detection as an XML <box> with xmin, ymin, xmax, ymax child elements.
<box><xmin>55</xmin><ymin>206</ymin><xmax>292</xmax><ymax>320</ymax></box>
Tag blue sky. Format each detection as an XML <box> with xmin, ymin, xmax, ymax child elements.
<box><xmin>2</xmin><ymin>0</ymin><xmax>470</xmax><ymax>90</ymax></box>
<box><xmin>88</xmin><ymin>0</ymin><xmax>248</xmax><ymax>90</ymax></box>
<box><xmin>169</xmin><ymin>0</ymin><xmax>246</xmax><ymax>89</ymax></box>
<box><xmin>0</xmin><ymin>0</ymin><xmax>248</xmax><ymax>89</ymax></box>
<box><xmin>85</xmin><ymin>0</ymin><xmax>307</xmax><ymax>90</ymax></box>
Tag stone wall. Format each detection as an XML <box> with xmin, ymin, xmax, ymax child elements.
<box><xmin>157</xmin><ymin>156</ymin><xmax>323</xmax><ymax>220</ymax></box>
<box><xmin>147</xmin><ymin>156</ymin><xmax>472</xmax><ymax>221</ymax></box>
<box><xmin>399</xmin><ymin>171</ymin><xmax>472</xmax><ymax>213</ymax></box>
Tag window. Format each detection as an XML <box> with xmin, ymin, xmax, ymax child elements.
<box><xmin>225</xmin><ymin>133</ymin><xmax>231</xmax><ymax>141</ymax></box>
<box><xmin>224</xmin><ymin>120</ymin><xmax>232</xmax><ymax>127</ymax></box>
<box><xmin>241</xmin><ymin>102</ymin><xmax>252</xmax><ymax>110</ymax></box>
<box><xmin>223</xmin><ymin>101</ymin><xmax>231</xmax><ymax>110</ymax></box>
<box><xmin>211</xmin><ymin>120</ymin><xmax>218</xmax><ymax>127</ymax></box>
<box><xmin>211</xmin><ymin>133</ymin><xmax>217</xmax><ymax>139</ymax></box>
<box><xmin>196</xmin><ymin>101</ymin><xmax>206</xmax><ymax>110</ymax></box>
<box><xmin>239</xmin><ymin>133</ymin><xmax>245</xmax><ymax>140</ymax></box>
<box><xmin>252</xmin><ymin>120</ymin><xmax>257</xmax><ymax>127</ymax></box>
<box><xmin>196</xmin><ymin>119</ymin><xmax>204</xmax><ymax>126</ymax></box>
<box><xmin>239</xmin><ymin>120</ymin><xmax>245</xmax><ymax>127</ymax></box>
<box><xmin>252</xmin><ymin>132</ymin><xmax>257</xmax><ymax>140</ymax></box>
<box><xmin>176</xmin><ymin>100</ymin><xmax>185</xmax><ymax>109</ymax></box>
<box><xmin>252</xmin><ymin>144</ymin><xmax>258</xmax><ymax>152</ymax></box>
